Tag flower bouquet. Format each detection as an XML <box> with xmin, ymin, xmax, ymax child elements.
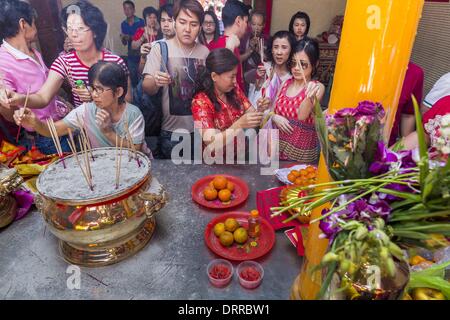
<box><xmin>317</xmin><ymin>101</ymin><xmax>386</xmax><ymax>181</ymax></box>
<box><xmin>272</xmin><ymin>98</ymin><xmax>450</xmax><ymax>299</ymax></box>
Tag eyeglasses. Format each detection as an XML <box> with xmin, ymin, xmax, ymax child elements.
<box><xmin>87</xmin><ymin>86</ymin><xmax>113</xmax><ymax>95</ymax></box>
<box><xmin>203</xmin><ymin>21</ymin><xmax>216</xmax><ymax>26</ymax></box>
<box><xmin>63</xmin><ymin>26</ymin><xmax>91</xmax><ymax>35</ymax></box>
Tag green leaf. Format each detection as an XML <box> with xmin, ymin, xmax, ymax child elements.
<box><xmin>408</xmin><ymin>261</ymin><xmax>450</xmax><ymax>299</ymax></box>
<box><xmin>390</xmin><ymin>210</ymin><xmax>450</xmax><ymax>222</ymax></box>
<box><xmin>378</xmin><ymin>188</ymin><xmax>421</xmax><ymax>201</ymax></box>
<box><xmin>392</xmin><ymin>230</ymin><xmax>431</xmax><ymax>240</ymax></box>
<box><xmin>411</xmin><ymin>95</ymin><xmax>429</xmax><ymax>191</ymax></box>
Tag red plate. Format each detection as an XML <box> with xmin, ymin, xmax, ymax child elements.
<box><xmin>204</xmin><ymin>212</ymin><xmax>276</xmax><ymax>261</ymax></box>
<box><xmin>192</xmin><ymin>174</ymin><xmax>249</xmax><ymax>210</ymax></box>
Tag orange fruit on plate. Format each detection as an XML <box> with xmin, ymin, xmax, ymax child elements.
<box><xmin>307</xmin><ymin>172</ymin><xmax>316</xmax><ymax>179</ymax></box>
<box><xmin>291</xmin><ymin>170</ymin><xmax>300</xmax><ymax>177</ymax></box>
<box><xmin>226</xmin><ymin>181</ymin><xmax>235</xmax><ymax>192</ymax></box>
<box><xmin>203</xmin><ymin>187</ymin><xmax>218</xmax><ymax>201</ymax></box>
<box><xmin>294</xmin><ymin>178</ymin><xmax>303</xmax><ymax>186</ymax></box>
<box><xmin>287</xmin><ymin>173</ymin><xmax>296</xmax><ymax>183</ymax></box>
<box><xmin>209</xmin><ymin>181</ymin><xmax>215</xmax><ymax>189</ymax></box>
<box><xmin>300</xmin><ymin>169</ymin><xmax>308</xmax><ymax>176</ymax></box>
<box><xmin>218</xmin><ymin>189</ymin><xmax>232</xmax><ymax>202</ymax></box>
<box><xmin>306</xmin><ymin>166</ymin><xmax>316</xmax><ymax>173</ymax></box>
<box><xmin>213</xmin><ymin>176</ymin><xmax>228</xmax><ymax>190</ymax></box>
<box><xmin>219</xmin><ymin>231</ymin><xmax>234</xmax><ymax>247</ymax></box>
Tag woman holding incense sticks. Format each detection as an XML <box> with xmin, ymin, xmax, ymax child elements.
<box><xmin>191</xmin><ymin>48</ymin><xmax>269</xmax><ymax>157</ymax></box>
<box><xmin>131</xmin><ymin>6</ymin><xmax>160</xmax><ymax>51</ymax></box>
<box><xmin>249</xmin><ymin>31</ymin><xmax>296</xmax><ymax>109</ymax></box>
<box><xmin>14</xmin><ymin>61</ymin><xmax>151</xmax><ymax>157</ymax></box>
<box><xmin>270</xmin><ymin>39</ymin><xmax>324</xmax><ymax>164</ymax></box>
<box><xmin>0</xmin><ymin>0</ymin><xmax>71</xmax><ymax>154</ymax></box>
<box><xmin>1</xmin><ymin>1</ymin><xmax>132</xmax><ymax>111</ymax></box>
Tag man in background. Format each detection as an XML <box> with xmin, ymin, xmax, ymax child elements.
<box><xmin>208</xmin><ymin>0</ymin><xmax>250</xmax><ymax>91</ymax></box>
<box><xmin>120</xmin><ymin>0</ymin><xmax>144</xmax><ymax>89</ymax></box>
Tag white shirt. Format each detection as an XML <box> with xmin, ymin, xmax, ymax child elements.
<box><xmin>424</xmin><ymin>72</ymin><xmax>450</xmax><ymax>108</ymax></box>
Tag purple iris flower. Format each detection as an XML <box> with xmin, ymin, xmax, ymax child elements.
<box><xmin>368</xmin><ymin>199</ymin><xmax>391</xmax><ymax>219</ymax></box>
<box><xmin>369</xmin><ymin>142</ymin><xmax>400</xmax><ymax>175</ymax></box>
<box><xmin>356</xmin><ymin>101</ymin><xmax>385</xmax><ymax>119</ymax></box>
<box><xmin>319</xmin><ymin>209</ymin><xmax>342</xmax><ymax>240</ymax></box>
<box><xmin>335</xmin><ymin>108</ymin><xmax>357</xmax><ymax>119</ymax></box>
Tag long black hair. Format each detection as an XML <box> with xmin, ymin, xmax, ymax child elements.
<box><xmin>265</xmin><ymin>30</ymin><xmax>296</xmax><ymax>65</ymax></box>
<box><xmin>289</xmin><ymin>11</ymin><xmax>311</xmax><ymax>39</ymax></box>
<box><xmin>88</xmin><ymin>61</ymin><xmax>128</xmax><ymax>104</ymax></box>
<box><xmin>199</xmin><ymin>10</ymin><xmax>220</xmax><ymax>45</ymax></box>
<box><xmin>61</xmin><ymin>1</ymin><xmax>107</xmax><ymax>50</ymax></box>
<box><xmin>194</xmin><ymin>48</ymin><xmax>241</xmax><ymax>112</ymax></box>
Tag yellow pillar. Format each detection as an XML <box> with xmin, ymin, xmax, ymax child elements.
<box><xmin>292</xmin><ymin>0</ymin><xmax>424</xmax><ymax>300</ymax></box>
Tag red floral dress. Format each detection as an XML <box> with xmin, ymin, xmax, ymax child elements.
<box><xmin>192</xmin><ymin>86</ymin><xmax>252</xmax><ymax>131</ymax></box>
<box><xmin>423</xmin><ymin>95</ymin><xmax>450</xmax><ymax>148</ymax></box>
<box><xmin>274</xmin><ymin>78</ymin><xmax>319</xmax><ymax>164</ymax></box>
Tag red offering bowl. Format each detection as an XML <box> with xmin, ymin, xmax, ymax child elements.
<box><xmin>204</xmin><ymin>212</ymin><xmax>276</xmax><ymax>261</ymax></box>
<box><xmin>192</xmin><ymin>175</ymin><xmax>249</xmax><ymax>210</ymax></box>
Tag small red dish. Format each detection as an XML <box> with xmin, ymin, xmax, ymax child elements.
<box><xmin>192</xmin><ymin>174</ymin><xmax>249</xmax><ymax>210</ymax></box>
<box><xmin>207</xmin><ymin>259</ymin><xmax>233</xmax><ymax>288</ymax></box>
<box><xmin>204</xmin><ymin>212</ymin><xmax>276</xmax><ymax>261</ymax></box>
<box><xmin>237</xmin><ymin>261</ymin><xmax>264</xmax><ymax>289</ymax></box>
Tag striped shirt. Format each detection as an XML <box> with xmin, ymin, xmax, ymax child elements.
<box><xmin>50</xmin><ymin>49</ymin><xmax>129</xmax><ymax>107</ymax></box>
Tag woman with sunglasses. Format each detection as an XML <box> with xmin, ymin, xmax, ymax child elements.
<box><xmin>271</xmin><ymin>39</ymin><xmax>324</xmax><ymax>164</ymax></box>
<box><xmin>13</xmin><ymin>61</ymin><xmax>150</xmax><ymax>155</ymax></box>
<box><xmin>1</xmin><ymin>1</ymin><xmax>131</xmax><ymax>111</ymax></box>
<box><xmin>199</xmin><ymin>10</ymin><xmax>220</xmax><ymax>46</ymax></box>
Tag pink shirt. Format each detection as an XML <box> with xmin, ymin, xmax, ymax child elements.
<box><xmin>0</xmin><ymin>41</ymin><xmax>60</xmax><ymax>131</ymax></box>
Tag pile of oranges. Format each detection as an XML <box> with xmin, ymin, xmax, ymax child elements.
<box><xmin>203</xmin><ymin>176</ymin><xmax>235</xmax><ymax>204</ymax></box>
<box><xmin>287</xmin><ymin>166</ymin><xmax>317</xmax><ymax>187</ymax></box>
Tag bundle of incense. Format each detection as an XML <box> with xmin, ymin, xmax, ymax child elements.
<box><xmin>46</xmin><ymin>118</ymin><xmax>67</xmax><ymax>169</ymax></box>
<box><xmin>15</xmin><ymin>86</ymin><xmax>31</xmax><ymax>143</ymax></box>
<box><xmin>115</xmin><ymin>135</ymin><xmax>124</xmax><ymax>189</ymax></box>
<box><xmin>76</xmin><ymin>114</ymin><xmax>95</xmax><ymax>162</ymax></box>
<box><xmin>67</xmin><ymin>128</ymin><xmax>94</xmax><ymax>191</ymax></box>
<box><xmin>124</xmin><ymin>118</ymin><xmax>141</xmax><ymax>167</ymax></box>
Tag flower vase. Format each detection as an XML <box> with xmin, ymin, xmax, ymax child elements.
<box><xmin>291</xmin><ymin>0</ymin><xmax>424</xmax><ymax>300</ymax></box>
<box><xmin>327</xmin><ymin>261</ymin><xmax>410</xmax><ymax>300</ymax></box>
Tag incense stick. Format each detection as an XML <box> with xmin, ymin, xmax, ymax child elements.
<box><xmin>16</xmin><ymin>86</ymin><xmax>31</xmax><ymax>143</ymax></box>
<box><xmin>67</xmin><ymin>128</ymin><xmax>93</xmax><ymax>191</ymax></box>
<box><xmin>260</xmin><ymin>38</ymin><xmax>264</xmax><ymax>63</ymax></box>
<box><xmin>115</xmin><ymin>136</ymin><xmax>124</xmax><ymax>189</ymax></box>
<box><xmin>76</xmin><ymin>114</ymin><xmax>94</xmax><ymax>162</ymax></box>
<box><xmin>124</xmin><ymin>118</ymin><xmax>141</xmax><ymax>167</ymax></box>
<box><xmin>297</xmin><ymin>59</ymin><xmax>308</xmax><ymax>86</ymax></box>
<box><xmin>47</xmin><ymin>118</ymin><xmax>67</xmax><ymax>169</ymax></box>
<box><xmin>78</xmin><ymin>134</ymin><xmax>92</xmax><ymax>182</ymax></box>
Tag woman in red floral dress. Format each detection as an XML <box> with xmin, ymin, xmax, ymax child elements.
<box><xmin>192</xmin><ymin>48</ymin><xmax>268</xmax><ymax>157</ymax></box>
<box><xmin>271</xmin><ymin>39</ymin><xmax>325</xmax><ymax>164</ymax></box>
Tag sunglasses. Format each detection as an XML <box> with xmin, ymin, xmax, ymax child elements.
<box><xmin>290</xmin><ymin>59</ymin><xmax>309</xmax><ymax>70</ymax></box>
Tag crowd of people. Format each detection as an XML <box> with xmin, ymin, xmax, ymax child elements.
<box><xmin>0</xmin><ymin>0</ymin><xmax>448</xmax><ymax>164</ymax></box>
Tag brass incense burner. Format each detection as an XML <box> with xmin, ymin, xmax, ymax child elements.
<box><xmin>35</xmin><ymin>148</ymin><xmax>168</xmax><ymax>267</ymax></box>
<box><xmin>0</xmin><ymin>165</ymin><xmax>23</xmax><ymax>228</ymax></box>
